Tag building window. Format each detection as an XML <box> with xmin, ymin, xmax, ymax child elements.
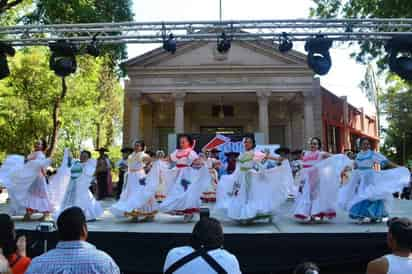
<box><xmin>327</xmin><ymin>125</ymin><xmax>340</xmax><ymax>153</ymax></box>
<box><xmin>212</xmin><ymin>105</ymin><xmax>234</xmax><ymax>117</ymax></box>
<box><xmin>269</xmin><ymin>126</ymin><xmax>286</xmax><ymax>146</ymax></box>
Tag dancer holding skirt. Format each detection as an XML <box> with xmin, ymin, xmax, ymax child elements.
<box><xmin>110</xmin><ymin>140</ymin><xmax>157</xmax><ymax>221</ymax></box>
<box><xmin>293</xmin><ymin>137</ymin><xmax>351</xmax><ymax>222</ymax></box>
<box><xmin>338</xmin><ymin>137</ymin><xmax>410</xmax><ymax>223</ymax></box>
<box><xmin>216</xmin><ymin>136</ymin><xmax>293</xmax><ymax>224</ymax></box>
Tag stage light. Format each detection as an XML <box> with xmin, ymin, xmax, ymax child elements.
<box><xmin>49</xmin><ymin>40</ymin><xmax>79</xmax><ymax>77</ymax></box>
<box><xmin>304</xmin><ymin>35</ymin><xmax>333</xmax><ymax>76</ymax></box>
<box><xmin>385</xmin><ymin>36</ymin><xmax>412</xmax><ymax>81</ymax></box>
<box><xmin>163</xmin><ymin>33</ymin><xmax>176</xmax><ymax>54</ymax></box>
<box><xmin>278</xmin><ymin>32</ymin><xmax>293</xmax><ymax>53</ymax></box>
<box><xmin>0</xmin><ymin>42</ymin><xmax>16</xmax><ymax>80</ymax></box>
<box><xmin>217</xmin><ymin>32</ymin><xmax>231</xmax><ymax>54</ymax></box>
<box><xmin>86</xmin><ymin>35</ymin><xmax>100</xmax><ymax>57</ymax></box>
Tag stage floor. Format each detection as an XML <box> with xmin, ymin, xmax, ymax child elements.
<box><xmin>1</xmin><ymin>190</ymin><xmax>411</xmax><ymax>234</ymax></box>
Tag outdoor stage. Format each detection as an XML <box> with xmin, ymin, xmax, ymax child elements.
<box><xmin>1</xmin><ymin>191</ymin><xmax>411</xmax><ymax>273</ymax></box>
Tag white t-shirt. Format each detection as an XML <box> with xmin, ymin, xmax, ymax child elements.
<box><xmin>163</xmin><ymin>246</ymin><xmax>241</xmax><ymax>274</ymax></box>
<box><xmin>385</xmin><ymin>254</ymin><xmax>412</xmax><ymax>274</ymax></box>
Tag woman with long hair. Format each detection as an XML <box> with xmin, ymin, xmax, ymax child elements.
<box><xmin>217</xmin><ymin>136</ymin><xmax>293</xmax><ymax>224</ymax></box>
<box><xmin>155</xmin><ymin>134</ymin><xmax>211</xmax><ymax>222</ymax></box>
<box><xmin>3</xmin><ymin>139</ymin><xmax>53</xmax><ymax>221</ymax></box>
<box><xmin>338</xmin><ymin>138</ymin><xmax>410</xmax><ymax>223</ymax></box>
<box><xmin>293</xmin><ymin>137</ymin><xmax>351</xmax><ymax>222</ymax></box>
<box><xmin>110</xmin><ymin>140</ymin><xmax>157</xmax><ymax>222</ymax></box>
<box><xmin>0</xmin><ymin>214</ymin><xmax>31</xmax><ymax>274</ymax></box>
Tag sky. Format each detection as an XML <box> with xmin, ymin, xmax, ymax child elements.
<box><xmin>128</xmin><ymin>0</ymin><xmax>375</xmax><ymax>114</ymax></box>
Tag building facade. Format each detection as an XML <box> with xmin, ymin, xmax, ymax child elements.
<box><xmin>123</xmin><ymin>40</ymin><xmax>378</xmax><ymax>153</ymax></box>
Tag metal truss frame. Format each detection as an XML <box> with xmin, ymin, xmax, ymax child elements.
<box><xmin>1</xmin><ymin>19</ymin><xmax>412</xmax><ymax>46</ymax></box>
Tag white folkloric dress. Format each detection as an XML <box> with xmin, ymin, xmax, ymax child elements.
<box><xmin>201</xmin><ymin>158</ymin><xmax>219</xmax><ymax>203</ymax></box>
<box><xmin>51</xmin><ymin>149</ymin><xmax>103</xmax><ymax>221</ymax></box>
<box><xmin>2</xmin><ymin>151</ymin><xmax>53</xmax><ymax>215</ymax></box>
<box><xmin>156</xmin><ymin>148</ymin><xmax>211</xmax><ymax>215</ymax></box>
<box><xmin>110</xmin><ymin>151</ymin><xmax>158</xmax><ymax>218</ymax></box>
<box><xmin>216</xmin><ymin>150</ymin><xmax>293</xmax><ymax>221</ymax></box>
<box><xmin>338</xmin><ymin>150</ymin><xmax>410</xmax><ymax>220</ymax></box>
<box><xmin>293</xmin><ymin>151</ymin><xmax>352</xmax><ymax>220</ymax></box>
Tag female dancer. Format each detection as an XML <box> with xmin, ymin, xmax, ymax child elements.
<box><xmin>156</xmin><ymin>134</ymin><xmax>210</xmax><ymax>222</ymax></box>
<box><xmin>338</xmin><ymin>138</ymin><xmax>410</xmax><ymax>223</ymax></box>
<box><xmin>110</xmin><ymin>140</ymin><xmax>157</xmax><ymax>221</ymax></box>
<box><xmin>293</xmin><ymin>137</ymin><xmax>351</xmax><ymax>222</ymax></box>
<box><xmin>216</xmin><ymin>136</ymin><xmax>293</xmax><ymax>224</ymax></box>
<box><xmin>51</xmin><ymin>149</ymin><xmax>103</xmax><ymax>221</ymax></box>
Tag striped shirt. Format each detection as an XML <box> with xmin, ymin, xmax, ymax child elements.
<box><xmin>25</xmin><ymin>240</ymin><xmax>120</xmax><ymax>274</ymax></box>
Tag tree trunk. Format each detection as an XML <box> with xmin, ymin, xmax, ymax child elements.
<box><xmin>47</xmin><ymin>77</ymin><xmax>67</xmax><ymax>157</ymax></box>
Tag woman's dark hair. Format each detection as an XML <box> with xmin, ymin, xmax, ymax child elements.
<box><xmin>38</xmin><ymin>138</ymin><xmax>48</xmax><ymax>151</ymax></box>
<box><xmin>294</xmin><ymin>262</ymin><xmax>320</xmax><ymax>274</ymax></box>
<box><xmin>57</xmin><ymin>207</ymin><xmax>87</xmax><ymax>241</ymax></box>
<box><xmin>134</xmin><ymin>140</ymin><xmax>146</xmax><ymax>150</ymax></box>
<box><xmin>81</xmin><ymin>150</ymin><xmax>91</xmax><ymax>159</ymax></box>
<box><xmin>359</xmin><ymin>137</ymin><xmax>370</xmax><ymax>147</ymax></box>
<box><xmin>191</xmin><ymin>217</ymin><xmax>224</xmax><ymax>250</ymax></box>
<box><xmin>310</xmin><ymin>137</ymin><xmax>322</xmax><ymax>150</ymax></box>
<box><xmin>179</xmin><ymin>134</ymin><xmax>194</xmax><ymax>148</ymax></box>
<box><xmin>243</xmin><ymin>136</ymin><xmax>256</xmax><ymax>148</ymax></box>
<box><xmin>0</xmin><ymin>213</ymin><xmax>17</xmax><ymax>257</ymax></box>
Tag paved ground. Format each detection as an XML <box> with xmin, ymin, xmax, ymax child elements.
<box><xmin>1</xmin><ymin>190</ymin><xmax>411</xmax><ymax>234</ymax></box>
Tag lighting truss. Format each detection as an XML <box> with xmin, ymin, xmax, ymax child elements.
<box><xmin>1</xmin><ymin>19</ymin><xmax>412</xmax><ymax>46</ymax></box>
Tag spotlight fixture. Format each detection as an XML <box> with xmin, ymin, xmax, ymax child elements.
<box><xmin>49</xmin><ymin>40</ymin><xmax>79</xmax><ymax>77</ymax></box>
<box><xmin>163</xmin><ymin>33</ymin><xmax>177</xmax><ymax>54</ymax></box>
<box><xmin>86</xmin><ymin>34</ymin><xmax>100</xmax><ymax>57</ymax></box>
<box><xmin>0</xmin><ymin>42</ymin><xmax>16</xmax><ymax>80</ymax></box>
<box><xmin>305</xmin><ymin>35</ymin><xmax>333</xmax><ymax>75</ymax></box>
<box><xmin>217</xmin><ymin>32</ymin><xmax>231</xmax><ymax>54</ymax></box>
<box><xmin>385</xmin><ymin>36</ymin><xmax>412</xmax><ymax>81</ymax></box>
<box><xmin>278</xmin><ymin>32</ymin><xmax>293</xmax><ymax>53</ymax></box>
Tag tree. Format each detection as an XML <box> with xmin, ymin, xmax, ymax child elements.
<box><xmin>311</xmin><ymin>0</ymin><xmax>412</xmax><ymax>163</ymax></box>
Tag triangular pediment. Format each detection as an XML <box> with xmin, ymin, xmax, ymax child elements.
<box><xmin>124</xmin><ymin>40</ymin><xmax>308</xmax><ymax>69</ymax></box>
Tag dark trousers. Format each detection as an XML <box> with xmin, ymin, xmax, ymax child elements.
<box><xmin>96</xmin><ymin>172</ymin><xmax>108</xmax><ymax>200</ymax></box>
<box><xmin>117</xmin><ymin>170</ymin><xmax>125</xmax><ymax>200</ymax></box>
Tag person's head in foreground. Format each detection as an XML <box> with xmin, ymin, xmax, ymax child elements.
<box><xmin>163</xmin><ymin>217</ymin><xmax>241</xmax><ymax>274</ymax></box>
<box><xmin>26</xmin><ymin>207</ymin><xmax>120</xmax><ymax>274</ymax></box>
<box><xmin>293</xmin><ymin>262</ymin><xmax>320</xmax><ymax>274</ymax></box>
<box><xmin>191</xmin><ymin>217</ymin><xmax>224</xmax><ymax>250</ymax></box>
<box><xmin>0</xmin><ymin>214</ymin><xmax>31</xmax><ymax>274</ymax></box>
<box><xmin>366</xmin><ymin>217</ymin><xmax>412</xmax><ymax>274</ymax></box>
<box><xmin>57</xmin><ymin>206</ymin><xmax>88</xmax><ymax>242</ymax></box>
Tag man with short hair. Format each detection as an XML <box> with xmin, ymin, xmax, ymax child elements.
<box><xmin>164</xmin><ymin>217</ymin><xmax>241</xmax><ymax>274</ymax></box>
<box><xmin>26</xmin><ymin>207</ymin><xmax>120</xmax><ymax>274</ymax></box>
<box><xmin>366</xmin><ymin>217</ymin><xmax>412</xmax><ymax>274</ymax></box>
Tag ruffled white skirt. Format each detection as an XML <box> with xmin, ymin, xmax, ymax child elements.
<box><xmin>156</xmin><ymin>165</ymin><xmax>211</xmax><ymax>215</ymax></box>
<box><xmin>110</xmin><ymin>164</ymin><xmax>159</xmax><ymax>217</ymax></box>
<box><xmin>338</xmin><ymin>166</ymin><xmax>410</xmax><ymax>213</ymax></box>
<box><xmin>293</xmin><ymin>154</ymin><xmax>352</xmax><ymax>220</ymax></box>
<box><xmin>217</xmin><ymin>160</ymin><xmax>293</xmax><ymax>221</ymax></box>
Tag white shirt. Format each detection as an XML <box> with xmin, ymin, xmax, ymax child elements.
<box><xmin>385</xmin><ymin>254</ymin><xmax>412</xmax><ymax>274</ymax></box>
<box><xmin>164</xmin><ymin>246</ymin><xmax>241</xmax><ymax>274</ymax></box>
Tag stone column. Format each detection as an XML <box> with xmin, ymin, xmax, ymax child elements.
<box><xmin>173</xmin><ymin>92</ymin><xmax>186</xmax><ymax>134</ymax></box>
<box><xmin>360</xmin><ymin>107</ymin><xmax>366</xmax><ymax>132</ymax></box>
<box><xmin>303</xmin><ymin>92</ymin><xmax>315</xmax><ymax>145</ymax></box>
<box><xmin>129</xmin><ymin>93</ymin><xmax>142</xmax><ymax>145</ymax></box>
<box><xmin>257</xmin><ymin>91</ymin><xmax>271</xmax><ymax>144</ymax></box>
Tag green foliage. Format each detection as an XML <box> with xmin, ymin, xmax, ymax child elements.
<box><xmin>311</xmin><ymin>0</ymin><xmax>412</xmax><ymax>164</ymax></box>
<box><xmin>0</xmin><ymin>47</ymin><xmax>123</xmax><ymax>165</ymax></box>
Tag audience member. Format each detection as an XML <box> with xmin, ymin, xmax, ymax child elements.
<box><xmin>293</xmin><ymin>262</ymin><xmax>320</xmax><ymax>274</ymax></box>
<box><xmin>26</xmin><ymin>207</ymin><xmax>120</xmax><ymax>274</ymax></box>
<box><xmin>0</xmin><ymin>214</ymin><xmax>31</xmax><ymax>274</ymax></box>
<box><xmin>367</xmin><ymin>217</ymin><xmax>412</xmax><ymax>274</ymax></box>
<box><xmin>163</xmin><ymin>217</ymin><xmax>241</xmax><ymax>274</ymax></box>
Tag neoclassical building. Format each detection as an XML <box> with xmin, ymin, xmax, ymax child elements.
<box><xmin>123</xmin><ymin>39</ymin><xmax>378</xmax><ymax>153</ymax></box>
